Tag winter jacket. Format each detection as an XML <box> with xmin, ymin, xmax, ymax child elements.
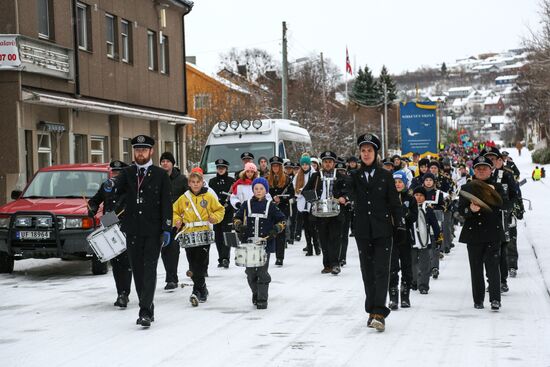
<box><xmin>172</xmin><ymin>188</ymin><xmax>225</xmax><ymax>235</ymax></box>
<box><xmin>169</xmin><ymin>167</ymin><xmax>189</xmax><ymax>203</ymax></box>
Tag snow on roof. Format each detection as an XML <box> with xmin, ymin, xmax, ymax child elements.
<box><xmin>502</xmin><ymin>62</ymin><xmax>526</xmax><ymax>70</ymax></box>
<box><xmin>490</xmin><ymin>115</ymin><xmax>506</xmax><ymax>124</ymax></box>
<box><xmin>186</xmin><ymin>62</ymin><xmax>250</xmax><ymax>95</ymax></box>
<box><xmin>452</xmin><ymin>98</ymin><xmax>466</xmax><ymax>107</ymax></box>
<box><xmin>484</xmin><ymin>96</ymin><xmax>502</xmax><ymax>105</ymax></box>
<box><xmin>495</xmin><ymin>75</ymin><xmax>519</xmax><ymax>81</ymax></box>
<box><xmin>448</xmin><ymin>86</ymin><xmax>474</xmax><ymax>92</ymax></box>
<box><xmin>428</xmin><ymin>95</ymin><xmax>447</xmax><ymax>103</ymax></box>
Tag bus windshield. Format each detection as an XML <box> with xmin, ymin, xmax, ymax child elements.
<box><xmin>200</xmin><ymin>142</ymin><xmax>275</xmax><ymax>174</ymax></box>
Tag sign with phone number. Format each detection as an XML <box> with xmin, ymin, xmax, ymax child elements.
<box><xmin>0</xmin><ymin>35</ymin><xmax>21</xmax><ymax>68</ymax></box>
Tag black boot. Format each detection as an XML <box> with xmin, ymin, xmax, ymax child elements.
<box><xmin>388</xmin><ymin>287</ymin><xmax>399</xmax><ymax>310</ymax></box>
<box><xmin>114</xmin><ymin>292</ymin><xmax>129</xmax><ymax>308</ymax></box>
<box><xmin>400</xmin><ymin>285</ymin><xmax>410</xmax><ymax>308</ymax></box>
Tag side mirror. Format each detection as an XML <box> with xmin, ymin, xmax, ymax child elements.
<box><xmin>11</xmin><ymin>190</ymin><xmax>22</xmax><ymax>200</ymax></box>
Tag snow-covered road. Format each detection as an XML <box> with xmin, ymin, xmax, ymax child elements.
<box><xmin>2</xmin><ymin>148</ymin><xmax>550</xmax><ymax>367</ymax></box>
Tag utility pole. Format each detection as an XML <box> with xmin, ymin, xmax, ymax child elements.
<box><xmin>320</xmin><ymin>52</ymin><xmax>328</xmax><ymax>121</ymax></box>
<box><xmin>383</xmin><ymin>82</ymin><xmax>388</xmax><ymax>156</ymax></box>
<box><xmin>281</xmin><ymin>21</ymin><xmax>288</xmax><ymax>119</ymax></box>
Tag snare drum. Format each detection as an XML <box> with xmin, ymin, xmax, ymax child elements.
<box><xmin>86</xmin><ymin>224</ymin><xmax>127</xmax><ymax>263</ymax></box>
<box><xmin>234</xmin><ymin>239</ymin><xmax>267</xmax><ymax>268</ymax></box>
<box><xmin>311</xmin><ymin>199</ymin><xmax>340</xmax><ymax>218</ymax></box>
<box><xmin>178</xmin><ymin>230</ymin><xmax>215</xmax><ymax>248</ymax></box>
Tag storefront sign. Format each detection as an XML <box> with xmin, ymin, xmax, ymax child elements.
<box><xmin>0</xmin><ymin>35</ymin><xmax>21</xmax><ymax>68</ymax></box>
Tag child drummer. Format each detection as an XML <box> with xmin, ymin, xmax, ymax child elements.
<box><xmin>173</xmin><ymin>170</ymin><xmax>225</xmax><ymax>306</ymax></box>
<box><xmin>233</xmin><ymin>177</ymin><xmax>286</xmax><ymax>309</ymax></box>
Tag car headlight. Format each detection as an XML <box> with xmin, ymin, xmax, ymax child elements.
<box><xmin>0</xmin><ymin>215</ymin><xmax>10</xmax><ymax>229</ymax></box>
<box><xmin>15</xmin><ymin>216</ymin><xmax>32</xmax><ymax>227</ymax></box>
<box><xmin>62</xmin><ymin>217</ymin><xmax>94</xmax><ymax>229</ymax></box>
<box><xmin>36</xmin><ymin>217</ymin><xmax>53</xmax><ymax>228</ymax></box>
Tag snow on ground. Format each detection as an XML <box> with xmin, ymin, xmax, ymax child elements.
<box><xmin>2</xmin><ymin>149</ymin><xmax>550</xmax><ymax>367</ymax></box>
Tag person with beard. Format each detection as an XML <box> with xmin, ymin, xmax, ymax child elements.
<box><xmin>173</xmin><ymin>171</ymin><xmax>225</xmax><ymax>307</ymax></box>
<box><xmin>410</xmin><ymin>158</ymin><xmax>429</xmax><ymax>189</ymax></box>
<box><xmin>482</xmin><ymin>147</ymin><xmax>519</xmax><ymax>293</ymax></box>
<box><xmin>457</xmin><ymin>155</ymin><xmax>504</xmax><ymax>311</ymax></box>
<box><xmin>88</xmin><ymin>160</ymin><xmax>132</xmax><ymax>308</ymax></box>
<box><xmin>294</xmin><ymin>155</ymin><xmax>320</xmax><ymax>256</ymax></box>
<box><xmin>346</xmin><ymin>133</ymin><xmax>403</xmax><ymax>332</ymax></box>
<box><xmin>388</xmin><ymin>170</ymin><xmax>417</xmax><ymax>309</ymax></box>
<box><xmin>422</xmin><ymin>172</ymin><xmax>446</xmax><ymax>279</ymax></box>
<box><xmin>159</xmin><ymin>152</ymin><xmax>189</xmax><ymax>291</ymax></box>
<box><xmin>267</xmin><ymin>156</ymin><xmax>295</xmax><ymax>266</ymax></box>
<box><xmin>104</xmin><ymin>135</ymin><xmax>172</xmax><ymax>328</ymax></box>
<box><xmin>258</xmin><ymin>156</ymin><xmax>269</xmax><ymax>178</ymax></box>
<box><xmin>208</xmin><ymin>159</ymin><xmax>236</xmax><ymax>268</ymax></box>
<box><xmin>302</xmin><ymin>151</ymin><xmax>348</xmax><ymax>275</ymax></box>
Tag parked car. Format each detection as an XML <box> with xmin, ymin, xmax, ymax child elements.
<box><xmin>0</xmin><ymin>163</ymin><xmax>111</xmax><ymax>274</ymax></box>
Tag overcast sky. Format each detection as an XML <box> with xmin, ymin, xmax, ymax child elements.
<box><xmin>185</xmin><ymin>0</ymin><xmax>542</xmax><ymax>77</ymax></box>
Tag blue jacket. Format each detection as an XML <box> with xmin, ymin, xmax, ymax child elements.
<box><xmin>234</xmin><ymin>197</ymin><xmax>286</xmax><ymax>253</ymax></box>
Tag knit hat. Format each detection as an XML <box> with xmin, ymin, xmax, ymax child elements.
<box><xmin>392</xmin><ymin>170</ymin><xmax>408</xmax><ymax>185</ymax></box>
<box><xmin>413</xmin><ymin>186</ymin><xmax>427</xmax><ymax>197</ymax></box>
<box><xmin>160</xmin><ymin>151</ymin><xmax>175</xmax><ymax>165</ymax></box>
<box><xmin>252</xmin><ymin>177</ymin><xmax>269</xmax><ymax>192</ymax></box>
<box><xmin>422</xmin><ymin>172</ymin><xmax>436</xmax><ymax>182</ymax></box>
<box><xmin>300</xmin><ymin>155</ymin><xmax>311</xmax><ymax>165</ymax></box>
<box><xmin>244</xmin><ymin>162</ymin><xmax>258</xmax><ymax>172</ymax></box>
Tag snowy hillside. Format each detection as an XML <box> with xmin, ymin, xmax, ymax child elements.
<box><xmin>1</xmin><ymin>148</ymin><xmax>549</xmax><ymax>367</ymax></box>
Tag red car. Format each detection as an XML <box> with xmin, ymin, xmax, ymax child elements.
<box><xmin>0</xmin><ymin>163</ymin><xmax>112</xmax><ymax>275</ymax></box>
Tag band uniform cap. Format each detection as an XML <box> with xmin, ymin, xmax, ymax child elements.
<box><xmin>215</xmin><ymin>159</ymin><xmax>229</xmax><ymax>168</ymax></box>
<box><xmin>131</xmin><ymin>135</ymin><xmax>155</xmax><ymax>148</ymax></box>
<box><xmin>501</xmin><ymin>151</ymin><xmax>510</xmax><ymax>156</ymax></box>
<box><xmin>418</xmin><ymin>158</ymin><xmax>430</xmax><ymax>167</ymax></box>
<box><xmin>382</xmin><ymin>157</ymin><xmax>394</xmax><ymax>166</ymax></box>
<box><xmin>320</xmin><ymin>151</ymin><xmax>337</xmax><ymax>161</ymax></box>
<box><xmin>283</xmin><ymin>161</ymin><xmax>293</xmax><ymax>168</ymax></box>
<box><xmin>110</xmin><ymin>160</ymin><xmax>128</xmax><ymax>171</ymax></box>
<box><xmin>347</xmin><ymin>156</ymin><xmax>359</xmax><ymax>163</ymax></box>
<box><xmin>269</xmin><ymin>156</ymin><xmax>283</xmax><ymax>165</ymax></box>
<box><xmin>335</xmin><ymin>161</ymin><xmax>346</xmax><ymax>170</ymax></box>
<box><xmin>240</xmin><ymin>152</ymin><xmax>254</xmax><ymax>160</ymax></box>
<box><xmin>481</xmin><ymin>147</ymin><xmax>501</xmax><ymax>158</ymax></box>
<box><xmin>291</xmin><ymin>161</ymin><xmax>300</xmax><ymax>168</ymax></box>
<box><xmin>473</xmin><ymin>155</ymin><xmax>493</xmax><ymax>168</ymax></box>
<box><xmin>357</xmin><ymin>133</ymin><xmax>381</xmax><ymax>149</ymax></box>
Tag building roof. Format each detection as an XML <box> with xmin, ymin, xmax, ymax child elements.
<box><xmin>495</xmin><ymin>75</ymin><xmax>519</xmax><ymax>81</ymax></box>
<box><xmin>484</xmin><ymin>96</ymin><xmax>502</xmax><ymax>105</ymax></box>
<box><xmin>448</xmin><ymin>86</ymin><xmax>474</xmax><ymax>93</ymax></box>
<box><xmin>186</xmin><ymin>62</ymin><xmax>250</xmax><ymax>95</ymax></box>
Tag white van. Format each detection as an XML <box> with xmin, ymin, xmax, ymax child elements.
<box><xmin>199</xmin><ymin>119</ymin><xmax>312</xmax><ymax>180</ymax></box>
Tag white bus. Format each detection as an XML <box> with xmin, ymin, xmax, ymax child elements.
<box><xmin>199</xmin><ymin>119</ymin><xmax>312</xmax><ymax>180</ymax></box>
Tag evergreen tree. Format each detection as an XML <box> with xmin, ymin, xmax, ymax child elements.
<box><xmin>377</xmin><ymin>65</ymin><xmax>397</xmax><ymax>104</ymax></box>
<box><xmin>351</xmin><ymin>65</ymin><xmax>380</xmax><ymax>106</ymax></box>
<box><xmin>441</xmin><ymin>62</ymin><xmax>448</xmax><ymax>78</ymax></box>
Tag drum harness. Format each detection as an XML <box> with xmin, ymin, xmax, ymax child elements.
<box><xmin>246</xmin><ymin>199</ymin><xmax>272</xmax><ymax>243</ymax></box>
<box><xmin>414</xmin><ymin>202</ymin><xmax>431</xmax><ymax>249</ymax></box>
<box><xmin>494</xmin><ymin>169</ymin><xmax>511</xmax><ymax>242</ymax></box>
<box><xmin>174</xmin><ymin>191</ymin><xmax>212</xmax><ymax>241</ymax></box>
<box><xmin>319</xmin><ymin>170</ymin><xmax>337</xmax><ymax>200</ymax></box>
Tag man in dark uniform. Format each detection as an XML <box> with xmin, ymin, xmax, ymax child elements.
<box><xmin>501</xmin><ymin>151</ymin><xmax>520</xmax><ymax>179</ymax></box>
<box><xmin>482</xmin><ymin>147</ymin><xmax>518</xmax><ymax>293</ymax></box>
<box><xmin>302</xmin><ymin>151</ymin><xmax>347</xmax><ymax>275</ymax></box>
<box><xmin>235</xmin><ymin>152</ymin><xmax>255</xmax><ymax>178</ymax></box>
<box><xmin>458</xmin><ymin>155</ymin><xmax>504</xmax><ymax>311</ymax></box>
<box><xmin>105</xmin><ymin>135</ymin><xmax>172</xmax><ymax>328</ymax></box>
<box><xmin>346</xmin><ymin>133</ymin><xmax>403</xmax><ymax>332</ymax></box>
<box><xmin>88</xmin><ymin>160</ymin><xmax>132</xmax><ymax>308</ymax></box>
<box><xmin>337</xmin><ymin>160</ymin><xmax>353</xmax><ymax>266</ymax></box>
<box><xmin>283</xmin><ymin>161</ymin><xmax>298</xmax><ymax>245</ymax></box>
<box><xmin>159</xmin><ymin>151</ymin><xmax>188</xmax><ymax>290</ymax></box>
<box><xmin>208</xmin><ymin>159</ymin><xmax>236</xmax><ymax>268</ymax></box>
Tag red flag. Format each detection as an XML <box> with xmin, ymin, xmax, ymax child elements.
<box><xmin>346</xmin><ymin>47</ymin><xmax>352</xmax><ymax>75</ymax></box>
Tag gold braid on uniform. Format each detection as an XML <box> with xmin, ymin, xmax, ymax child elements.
<box><xmin>274</xmin><ymin>221</ymin><xmax>286</xmax><ymax>233</ymax></box>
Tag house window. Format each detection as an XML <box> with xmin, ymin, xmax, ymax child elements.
<box><xmin>120</xmin><ymin>20</ymin><xmax>132</xmax><ymax>63</ymax></box>
<box><xmin>147</xmin><ymin>30</ymin><xmax>157</xmax><ymax>71</ymax></box>
<box><xmin>122</xmin><ymin>138</ymin><xmax>132</xmax><ymax>163</ymax></box>
<box><xmin>38</xmin><ymin>132</ymin><xmax>52</xmax><ymax>169</ymax></box>
<box><xmin>194</xmin><ymin>94</ymin><xmax>211</xmax><ymax>109</ymax></box>
<box><xmin>37</xmin><ymin>0</ymin><xmax>54</xmax><ymax>40</ymax></box>
<box><xmin>160</xmin><ymin>35</ymin><xmax>169</xmax><ymax>74</ymax></box>
<box><xmin>74</xmin><ymin>134</ymin><xmax>87</xmax><ymax>163</ymax></box>
<box><xmin>76</xmin><ymin>2</ymin><xmax>90</xmax><ymax>51</ymax></box>
<box><xmin>105</xmin><ymin>13</ymin><xmax>117</xmax><ymax>58</ymax></box>
<box><xmin>90</xmin><ymin>136</ymin><xmax>106</xmax><ymax>163</ymax></box>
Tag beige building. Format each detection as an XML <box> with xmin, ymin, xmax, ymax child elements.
<box><xmin>0</xmin><ymin>0</ymin><xmax>195</xmax><ymax>205</ymax></box>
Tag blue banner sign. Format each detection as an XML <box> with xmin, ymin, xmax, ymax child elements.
<box><xmin>400</xmin><ymin>101</ymin><xmax>438</xmax><ymax>155</ymax></box>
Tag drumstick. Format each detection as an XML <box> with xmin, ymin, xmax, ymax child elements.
<box><xmin>116</xmin><ymin>209</ymin><xmax>125</xmax><ymax>217</ymax></box>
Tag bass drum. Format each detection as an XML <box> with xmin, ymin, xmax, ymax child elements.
<box><xmin>416</xmin><ymin>209</ymin><xmax>429</xmax><ymax>248</ymax></box>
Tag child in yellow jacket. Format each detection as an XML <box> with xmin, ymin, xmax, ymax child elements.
<box><xmin>173</xmin><ymin>171</ymin><xmax>225</xmax><ymax>306</ymax></box>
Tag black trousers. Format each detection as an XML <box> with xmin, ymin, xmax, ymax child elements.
<box><xmin>288</xmin><ymin>203</ymin><xmax>298</xmax><ymax>242</ymax></box>
<box><xmin>185</xmin><ymin>245</ymin><xmax>209</xmax><ymax>292</ymax></box>
<box><xmin>275</xmin><ymin>231</ymin><xmax>286</xmax><ymax>260</ymax></box>
<box><xmin>110</xmin><ymin>251</ymin><xmax>132</xmax><ymax>295</ymax></box>
<box><xmin>302</xmin><ymin>212</ymin><xmax>320</xmax><ymax>254</ymax></box>
<box><xmin>467</xmin><ymin>242</ymin><xmax>501</xmax><ymax>304</ymax></box>
<box><xmin>161</xmin><ymin>239</ymin><xmax>180</xmax><ymax>283</ymax></box>
<box><xmin>214</xmin><ymin>223</ymin><xmax>231</xmax><ymax>264</ymax></box>
<box><xmin>500</xmin><ymin>242</ymin><xmax>509</xmax><ymax>285</ymax></box>
<box><xmin>245</xmin><ymin>253</ymin><xmax>271</xmax><ymax>301</ymax></box>
<box><xmin>316</xmin><ymin>216</ymin><xmax>343</xmax><ymax>268</ymax></box>
<box><xmin>356</xmin><ymin>237</ymin><xmax>392</xmax><ymax>318</ymax></box>
<box><xmin>507</xmin><ymin>227</ymin><xmax>519</xmax><ymax>270</ymax></box>
<box><xmin>389</xmin><ymin>241</ymin><xmax>412</xmax><ymax>289</ymax></box>
<box><xmin>126</xmin><ymin>235</ymin><xmax>162</xmax><ymax>318</ymax></box>
<box><xmin>294</xmin><ymin>211</ymin><xmax>304</xmax><ymax>240</ymax></box>
<box><xmin>340</xmin><ymin>210</ymin><xmax>353</xmax><ymax>261</ymax></box>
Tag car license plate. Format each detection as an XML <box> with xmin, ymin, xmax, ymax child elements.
<box><xmin>17</xmin><ymin>231</ymin><xmax>51</xmax><ymax>240</ymax></box>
